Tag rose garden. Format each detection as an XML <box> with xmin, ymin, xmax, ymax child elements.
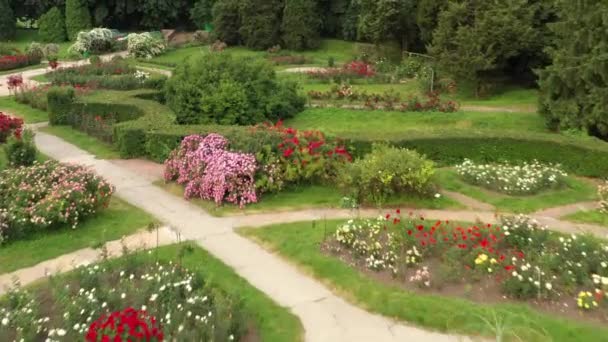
<box><xmin>0</xmin><ymin>1</ymin><xmax>608</xmax><ymax>341</ymax></box>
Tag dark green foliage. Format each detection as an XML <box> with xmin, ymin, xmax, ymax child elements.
<box><xmin>164</xmin><ymin>53</ymin><xmax>305</xmax><ymax>125</ymax></box>
<box><xmin>47</xmin><ymin>87</ymin><xmax>75</xmax><ymax>125</ymax></box>
<box><xmin>0</xmin><ymin>0</ymin><xmax>16</xmax><ymax>40</ymax></box>
<box><xmin>416</xmin><ymin>0</ymin><xmax>447</xmax><ymax>44</ymax></box>
<box><xmin>238</xmin><ymin>0</ymin><xmax>283</xmax><ymax>50</ymax></box>
<box><xmin>281</xmin><ymin>0</ymin><xmax>321</xmax><ymax>50</ymax></box>
<box><xmin>4</xmin><ymin>130</ymin><xmax>37</xmax><ymax>168</ymax></box>
<box><xmin>429</xmin><ymin>0</ymin><xmax>538</xmax><ymax>94</ymax></box>
<box><xmin>191</xmin><ymin>0</ymin><xmax>217</xmax><ymax>29</ymax></box>
<box><xmin>139</xmin><ymin>0</ymin><xmax>191</xmax><ymax>29</ymax></box>
<box><xmin>212</xmin><ymin>0</ymin><xmax>241</xmax><ymax>44</ymax></box>
<box><xmin>341</xmin><ymin>0</ymin><xmax>359</xmax><ymax>41</ymax></box>
<box><xmin>357</xmin><ymin>0</ymin><xmax>418</xmax><ymax>50</ymax></box>
<box><xmin>38</xmin><ymin>7</ymin><xmax>67</xmax><ymax>43</ymax></box>
<box><xmin>65</xmin><ymin>0</ymin><xmax>92</xmax><ymax>40</ymax></box>
<box><xmin>538</xmin><ymin>0</ymin><xmax>608</xmax><ymax>139</ymax></box>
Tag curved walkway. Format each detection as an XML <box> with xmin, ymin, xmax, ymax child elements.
<box><xmin>32</xmin><ymin>130</ymin><xmax>467</xmax><ymax>341</ymax></box>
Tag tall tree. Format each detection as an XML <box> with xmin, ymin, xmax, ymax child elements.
<box><xmin>281</xmin><ymin>0</ymin><xmax>321</xmax><ymax>50</ymax></box>
<box><xmin>341</xmin><ymin>0</ymin><xmax>359</xmax><ymax>41</ymax></box>
<box><xmin>140</xmin><ymin>0</ymin><xmax>192</xmax><ymax>29</ymax></box>
<box><xmin>191</xmin><ymin>0</ymin><xmax>217</xmax><ymax>29</ymax></box>
<box><xmin>239</xmin><ymin>0</ymin><xmax>283</xmax><ymax>50</ymax></box>
<box><xmin>357</xmin><ymin>0</ymin><xmax>418</xmax><ymax>50</ymax></box>
<box><xmin>538</xmin><ymin>0</ymin><xmax>608</xmax><ymax>139</ymax></box>
<box><xmin>65</xmin><ymin>0</ymin><xmax>91</xmax><ymax>40</ymax></box>
<box><xmin>0</xmin><ymin>0</ymin><xmax>16</xmax><ymax>40</ymax></box>
<box><xmin>38</xmin><ymin>6</ymin><xmax>67</xmax><ymax>42</ymax></box>
<box><xmin>416</xmin><ymin>0</ymin><xmax>448</xmax><ymax>45</ymax></box>
<box><xmin>429</xmin><ymin>0</ymin><xmax>538</xmax><ymax>95</ymax></box>
<box><xmin>212</xmin><ymin>0</ymin><xmax>241</xmax><ymax>44</ymax></box>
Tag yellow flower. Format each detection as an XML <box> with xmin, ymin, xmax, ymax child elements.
<box><xmin>490</xmin><ymin>258</ymin><xmax>497</xmax><ymax>264</ymax></box>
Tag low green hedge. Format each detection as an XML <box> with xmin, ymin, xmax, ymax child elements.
<box><xmin>47</xmin><ymin>86</ymin><xmax>75</xmax><ymax>125</ymax></box>
<box><xmin>46</xmin><ymin>89</ymin><xmax>608</xmax><ymax>176</ymax></box>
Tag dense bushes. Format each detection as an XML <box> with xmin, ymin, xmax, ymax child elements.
<box><xmin>0</xmin><ymin>112</ymin><xmax>23</xmax><ymax>143</ymax></box>
<box><xmin>38</xmin><ymin>7</ymin><xmax>67</xmax><ymax>43</ymax></box>
<box><xmin>47</xmin><ymin>86</ymin><xmax>75</xmax><ymax>125</ymax></box>
<box><xmin>65</xmin><ymin>0</ymin><xmax>92</xmax><ymax>40</ymax></box>
<box><xmin>165</xmin><ymin>53</ymin><xmax>305</xmax><ymax>125</ymax></box>
<box><xmin>69</xmin><ymin>28</ymin><xmax>116</xmax><ymax>55</ymax></box>
<box><xmin>0</xmin><ymin>161</ymin><xmax>113</xmax><ymax>243</ymax></box>
<box><xmin>126</xmin><ymin>32</ymin><xmax>166</xmax><ymax>59</ymax></box>
<box><xmin>0</xmin><ymin>0</ymin><xmax>15</xmax><ymax>40</ymax></box>
<box><xmin>0</xmin><ymin>54</ymin><xmax>41</xmax><ymax>72</ymax></box>
<box><xmin>338</xmin><ymin>144</ymin><xmax>436</xmax><ymax>205</ymax></box>
<box><xmin>281</xmin><ymin>0</ymin><xmax>321</xmax><ymax>50</ymax></box>
<box><xmin>4</xmin><ymin>129</ymin><xmax>37</xmax><ymax>168</ymax></box>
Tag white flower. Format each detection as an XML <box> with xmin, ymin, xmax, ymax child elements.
<box><xmin>545</xmin><ymin>283</ymin><xmax>552</xmax><ymax>290</ymax></box>
<box><xmin>434</xmin><ymin>193</ymin><xmax>441</xmax><ymax>198</ymax></box>
<box><xmin>1</xmin><ymin>317</ymin><xmax>8</xmax><ymax>326</ymax></box>
<box><xmin>57</xmin><ymin>329</ymin><xmax>66</xmax><ymax>336</ymax></box>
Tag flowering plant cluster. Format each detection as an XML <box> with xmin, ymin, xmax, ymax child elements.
<box><xmin>0</xmin><ymin>258</ymin><xmax>244</xmax><ymax>341</ymax></box>
<box><xmin>455</xmin><ymin>159</ymin><xmax>567</xmax><ymax>195</ymax></box>
<box><xmin>69</xmin><ymin>28</ymin><xmax>116</xmax><ymax>55</ymax></box>
<box><xmin>164</xmin><ymin>134</ymin><xmax>258</xmax><ymax>207</ymax></box>
<box><xmin>331</xmin><ymin>210</ymin><xmax>608</xmax><ymax>312</ymax></box>
<box><xmin>0</xmin><ymin>112</ymin><xmax>23</xmax><ymax>143</ymax></box>
<box><xmin>306</xmin><ymin>61</ymin><xmax>375</xmax><ymax>82</ymax></box>
<box><xmin>0</xmin><ymin>54</ymin><xmax>39</xmax><ymax>72</ymax></box>
<box><xmin>6</xmin><ymin>74</ymin><xmax>23</xmax><ymax>92</ymax></box>
<box><xmin>0</xmin><ymin>161</ymin><xmax>113</xmax><ymax>243</ymax></box>
<box><xmin>126</xmin><ymin>32</ymin><xmax>166</xmax><ymax>59</ymax></box>
<box><xmin>599</xmin><ymin>181</ymin><xmax>608</xmax><ymax>213</ymax></box>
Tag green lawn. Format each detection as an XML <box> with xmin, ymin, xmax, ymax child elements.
<box><xmin>39</xmin><ymin>125</ymin><xmax>121</xmax><ymax>159</ymax></box>
<box><xmin>564</xmin><ymin>210</ymin><xmax>608</xmax><ymax>227</ymax></box>
<box><xmin>239</xmin><ymin>221</ymin><xmax>608</xmax><ymax>341</ymax></box>
<box><xmin>0</xmin><ymin>198</ymin><xmax>155</xmax><ymax>274</ymax></box>
<box><xmin>436</xmin><ymin>169</ymin><xmax>597</xmax><ymax>213</ymax></box>
<box><xmin>286</xmin><ymin>107</ymin><xmax>547</xmax><ymax>140</ymax></box>
<box><xmin>0</xmin><ymin>96</ymin><xmax>48</xmax><ymax>123</ymax></box>
<box><xmin>156</xmin><ymin>181</ymin><xmax>462</xmax><ymax>217</ymax></box>
<box><xmin>2</xmin><ymin>29</ymin><xmax>74</xmax><ymax>60</ymax></box>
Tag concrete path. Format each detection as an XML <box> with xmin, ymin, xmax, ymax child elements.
<box><xmin>32</xmin><ymin>129</ymin><xmax>469</xmax><ymax>341</ymax></box>
<box><xmin>0</xmin><ymin>227</ymin><xmax>178</xmax><ymax>296</ymax></box>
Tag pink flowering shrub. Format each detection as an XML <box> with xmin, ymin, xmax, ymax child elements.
<box><xmin>164</xmin><ymin>134</ymin><xmax>258</xmax><ymax>207</ymax></box>
<box><xmin>0</xmin><ymin>161</ymin><xmax>114</xmax><ymax>243</ymax></box>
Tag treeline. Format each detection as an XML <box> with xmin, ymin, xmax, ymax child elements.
<box><xmin>3</xmin><ymin>0</ymin><xmax>608</xmax><ymax>140</ymax></box>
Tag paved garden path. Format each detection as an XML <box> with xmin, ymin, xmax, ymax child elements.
<box><xmin>32</xmin><ymin>130</ymin><xmax>470</xmax><ymax>342</ymax></box>
<box><xmin>0</xmin><ymin>227</ymin><xmax>178</xmax><ymax>296</ymax></box>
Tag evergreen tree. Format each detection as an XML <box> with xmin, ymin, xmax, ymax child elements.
<box><xmin>38</xmin><ymin>7</ymin><xmax>67</xmax><ymax>43</ymax></box>
<box><xmin>65</xmin><ymin>0</ymin><xmax>92</xmax><ymax>40</ymax></box>
<box><xmin>281</xmin><ymin>0</ymin><xmax>321</xmax><ymax>50</ymax></box>
<box><xmin>357</xmin><ymin>0</ymin><xmax>418</xmax><ymax>50</ymax></box>
<box><xmin>538</xmin><ymin>0</ymin><xmax>608</xmax><ymax>139</ymax></box>
<box><xmin>191</xmin><ymin>0</ymin><xmax>217</xmax><ymax>29</ymax></box>
<box><xmin>0</xmin><ymin>0</ymin><xmax>16</xmax><ymax>40</ymax></box>
<box><xmin>429</xmin><ymin>0</ymin><xmax>538</xmax><ymax>95</ymax></box>
<box><xmin>416</xmin><ymin>0</ymin><xmax>447</xmax><ymax>44</ymax></box>
<box><xmin>341</xmin><ymin>0</ymin><xmax>359</xmax><ymax>41</ymax></box>
<box><xmin>212</xmin><ymin>0</ymin><xmax>241</xmax><ymax>44</ymax></box>
<box><xmin>239</xmin><ymin>0</ymin><xmax>283</xmax><ymax>50</ymax></box>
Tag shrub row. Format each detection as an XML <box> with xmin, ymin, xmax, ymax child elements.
<box><xmin>47</xmin><ymin>89</ymin><xmax>608</xmax><ymax>177</ymax></box>
<box><xmin>0</xmin><ymin>53</ymin><xmax>41</xmax><ymax>72</ymax></box>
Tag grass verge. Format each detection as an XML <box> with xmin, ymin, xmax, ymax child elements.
<box><xmin>0</xmin><ymin>96</ymin><xmax>48</xmax><ymax>123</ymax></box>
<box><xmin>39</xmin><ymin>125</ymin><xmax>121</xmax><ymax>159</ymax></box>
<box><xmin>563</xmin><ymin>210</ymin><xmax>608</xmax><ymax>228</ymax></box>
<box><xmin>436</xmin><ymin>169</ymin><xmax>597</xmax><ymax>213</ymax></box>
<box><xmin>155</xmin><ymin>181</ymin><xmax>462</xmax><ymax>217</ymax></box>
<box><xmin>0</xmin><ymin>197</ymin><xmax>155</xmax><ymax>274</ymax></box>
<box><xmin>239</xmin><ymin>221</ymin><xmax>608</xmax><ymax>341</ymax></box>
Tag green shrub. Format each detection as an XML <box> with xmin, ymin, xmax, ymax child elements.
<box><xmin>38</xmin><ymin>7</ymin><xmax>67</xmax><ymax>43</ymax></box>
<box><xmin>65</xmin><ymin>0</ymin><xmax>92</xmax><ymax>40</ymax></box>
<box><xmin>281</xmin><ymin>0</ymin><xmax>321</xmax><ymax>50</ymax></box>
<box><xmin>0</xmin><ymin>0</ymin><xmax>15</xmax><ymax>40</ymax></box>
<box><xmin>238</xmin><ymin>0</ymin><xmax>282</xmax><ymax>50</ymax></box>
<box><xmin>338</xmin><ymin>144</ymin><xmax>436</xmax><ymax>206</ymax></box>
<box><xmin>4</xmin><ymin>129</ymin><xmax>37</xmax><ymax>168</ymax></box>
<box><xmin>212</xmin><ymin>0</ymin><xmax>241</xmax><ymax>45</ymax></box>
<box><xmin>165</xmin><ymin>53</ymin><xmax>305</xmax><ymax>125</ymax></box>
<box><xmin>47</xmin><ymin>87</ymin><xmax>75</xmax><ymax>125</ymax></box>
<box><xmin>25</xmin><ymin>42</ymin><xmax>44</xmax><ymax>63</ymax></box>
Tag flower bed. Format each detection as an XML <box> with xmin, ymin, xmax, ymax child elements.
<box><xmin>0</xmin><ymin>161</ymin><xmax>113</xmax><ymax>244</ymax></box>
<box><xmin>0</xmin><ymin>257</ymin><xmax>247</xmax><ymax>341</ymax></box>
<box><xmin>306</xmin><ymin>61</ymin><xmax>376</xmax><ymax>82</ymax></box>
<box><xmin>328</xmin><ymin>211</ymin><xmax>608</xmax><ymax>320</ymax></box>
<box><xmin>0</xmin><ymin>54</ymin><xmax>40</xmax><ymax>72</ymax></box>
<box><xmin>455</xmin><ymin>159</ymin><xmax>567</xmax><ymax>195</ymax></box>
<box><xmin>0</xmin><ymin>112</ymin><xmax>23</xmax><ymax>143</ymax></box>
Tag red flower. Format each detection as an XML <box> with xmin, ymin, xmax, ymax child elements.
<box><xmin>417</xmin><ymin>225</ymin><xmax>424</xmax><ymax>231</ymax></box>
<box><xmin>283</xmin><ymin>148</ymin><xmax>294</xmax><ymax>158</ymax></box>
<box><xmin>504</xmin><ymin>265</ymin><xmax>515</xmax><ymax>271</ymax></box>
<box><xmin>407</xmin><ymin>230</ymin><xmax>412</xmax><ymax>236</ymax></box>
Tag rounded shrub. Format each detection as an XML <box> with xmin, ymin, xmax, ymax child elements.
<box><xmin>38</xmin><ymin>7</ymin><xmax>67</xmax><ymax>43</ymax></box>
<box><xmin>338</xmin><ymin>144</ymin><xmax>436</xmax><ymax>206</ymax></box>
<box><xmin>65</xmin><ymin>0</ymin><xmax>92</xmax><ymax>40</ymax></box>
<box><xmin>165</xmin><ymin>53</ymin><xmax>305</xmax><ymax>125</ymax></box>
<box><xmin>4</xmin><ymin>129</ymin><xmax>37</xmax><ymax>168</ymax></box>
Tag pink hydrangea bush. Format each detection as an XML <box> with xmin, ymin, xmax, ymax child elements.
<box><xmin>0</xmin><ymin>161</ymin><xmax>114</xmax><ymax>243</ymax></box>
<box><xmin>164</xmin><ymin>134</ymin><xmax>258</xmax><ymax>207</ymax></box>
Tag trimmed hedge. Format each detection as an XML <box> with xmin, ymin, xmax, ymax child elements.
<box><xmin>47</xmin><ymin>87</ymin><xmax>75</xmax><ymax>125</ymax></box>
<box><xmin>46</xmin><ymin>89</ymin><xmax>608</xmax><ymax>176</ymax></box>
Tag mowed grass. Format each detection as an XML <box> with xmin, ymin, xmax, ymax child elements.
<box><xmin>239</xmin><ymin>221</ymin><xmax>608</xmax><ymax>341</ymax></box>
<box><xmin>39</xmin><ymin>125</ymin><xmax>121</xmax><ymax>159</ymax></box>
<box><xmin>0</xmin><ymin>198</ymin><xmax>156</xmax><ymax>274</ymax></box>
<box><xmin>156</xmin><ymin>181</ymin><xmax>461</xmax><ymax>217</ymax></box>
<box><xmin>286</xmin><ymin>107</ymin><xmax>547</xmax><ymax>140</ymax></box>
<box><xmin>0</xmin><ymin>96</ymin><xmax>48</xmax><ymax>123</ymax></box>
<box><xmin>564</xmin><ymin>210</ymin><xmax>608</xmax><ymax>228</ymax></box>
<box><xmin>436</xmin><ymin>169</ymin><xmax>597</xmax><ymax>213</ymax></box>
